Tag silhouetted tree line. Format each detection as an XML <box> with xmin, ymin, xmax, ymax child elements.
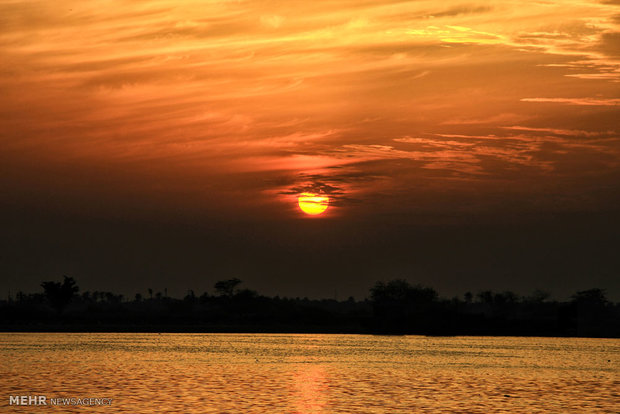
<box><xmin>1</xmin><ymin>277</ymin><xmax>618</xmax><ymax>337</ymax></box>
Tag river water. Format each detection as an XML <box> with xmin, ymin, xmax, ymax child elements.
<box><xmin>0</xmin><ymin>333</ymin><xmax>618</xmax><ymax>413</ymax></box>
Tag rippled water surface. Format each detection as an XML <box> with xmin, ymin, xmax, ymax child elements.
<box><xmin>1</xmin><ymin>334</ymin><xmax>618</xmax><ymax>413</ymax></box>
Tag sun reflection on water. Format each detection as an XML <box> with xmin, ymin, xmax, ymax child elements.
<box><xmin>293</xmin><ymin>365</ymin><xmax>329</xmax><ymax>413</ymax></box>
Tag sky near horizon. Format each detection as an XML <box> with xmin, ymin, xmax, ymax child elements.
<box><xmin>1</xmin><ymin>0</ymin><xmax>619</xmax><ymax>299</ymax></box>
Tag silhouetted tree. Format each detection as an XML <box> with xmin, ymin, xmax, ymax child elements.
<box><xmin>477</xmin><ymin>290</ymin><xmax>494</xmax><ymax>305</ymax></box>
<box><xmin>571</xmin><ymin>288</ymin><xmax>609</xmax><ymax>320</ymax></box>
<box><xmin>527</xmin><ymin>289</ymin><xmax>551</xmax><ymax>303</ymax></box>
<box><xmin>214</xmin><ymin>278</ymin><xmax>242</xmax><ymax>297</ymax></box>
<box><xmin>371</xmin><ymin>279</ymin><xmax>407</xmax><ymax>304</ymax></box>
<box><xmin>371</xmin><ymin>280</ymin><xmax>438</xmax><ymax>306</ymax></box>
<box><xmin>41</xmin><ymin>276</ymin><xmax>79</xmax><ymax>314</ymax></box>
<box><xmin>494</xmin><ymin>291</ymin><xmax>518</xmax><ymax>306</ymax></box>
<box><xmin>235</xmin><ymin>288</ymin><xmax>258</xmax><ymax>300</ymax></box>
<box><xmin>566</xmin><ymin>288</ymin><xmax>611</xmax><ymax>336</ymax></box>
<box><xmin>370</xmin><ymin>279</ymin><xmax>438</xmax><ymax>333</ymax></box>
<box><xmin>571</xmin><ymin>288</ymin><xmax>608</xmax><ymax>308</ymax></box>
<box><xmin>184</xmin><ymin>290</ymin><xmax>195</xmax><ymax>302</ymax></box>
<box><xmin>135</xmin><ymin>293</ymin><xmax>143</xmax><ymax>302</ymax></box>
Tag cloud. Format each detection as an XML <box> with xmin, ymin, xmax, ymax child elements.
<box><xmin>520</xmin><ymin>98</ymin><xmax>620</xmax><ymax>106</ymax></box>
<box><xmin>441</xmin><ymin>113</ymin><xmax>530</xmax><ymax>125</ymax></box>
<box><xmin>393</xmin><ymin>136</ymin><xmax>475</xmax><ymax>147</ymax></box>
<box><xmin>598</xmin><ymin>31</ymin><xmax>620</xmax><ymax>57</ymax></box>
<box><xmin>502</xmin><ymin>126</ymin><xmax>615</xmax><ymax>137</ymax></box>
<box><xmin>427</xmin><ymin>5</ymin><xmax>493</xmax><ymax>18</ymax></box>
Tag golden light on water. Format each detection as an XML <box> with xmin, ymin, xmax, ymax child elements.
<box><xmin>1</xmin><ymin>334</ymin><xmax>617</xmax><ymax>413</ymax></box>
<box><xmin>298</xmin><ymin>193</ymin><xmax>329</xmax><ymax>216</ymax></box>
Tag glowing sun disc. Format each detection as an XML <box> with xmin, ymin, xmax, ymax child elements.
<box><xmin>298</xmin><ymin>193</ymin><xmax>329</xmax><ymax>215</ymax></box>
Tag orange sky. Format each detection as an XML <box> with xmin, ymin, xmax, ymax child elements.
<box><xmin>1</xmin><ymin>0</ymin><xmax>619</xmax><ymax>220</ymax></box>
<box><xmin>1</xmin><ymin>0</ymin><xmax>619</xmax><ymax>298</ymax></box>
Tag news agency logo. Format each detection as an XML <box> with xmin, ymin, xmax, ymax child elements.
<box><xmin>9</xmin><ymin>396</ymin><xmax>46</xmax><ymax>406</ymax></box>
<box><xmin>9</xmin><ymin>395</ymin><xmax>113</xmax><ymax>406</ymax></box>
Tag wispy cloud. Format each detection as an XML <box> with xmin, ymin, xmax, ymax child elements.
<box><xmin>521</xmin><ymin>98</ymin><xmax>620</xmax><ymax>105</ymax></box>
<box><xmin>502</xmin><ymin>126</ymin><xmax>616</xmax><ymax>137</ymax></box>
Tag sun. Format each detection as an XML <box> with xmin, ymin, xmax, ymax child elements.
<box><xmin>298</xmin><ymin>193</ymin><xmax>329</xmax><ymax>216</ymax></box>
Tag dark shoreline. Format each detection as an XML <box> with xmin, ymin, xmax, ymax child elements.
<box><xmin>4</xmin><ymin>278</ymin><xmax>618</xmax><ymax>338</ymax></box>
